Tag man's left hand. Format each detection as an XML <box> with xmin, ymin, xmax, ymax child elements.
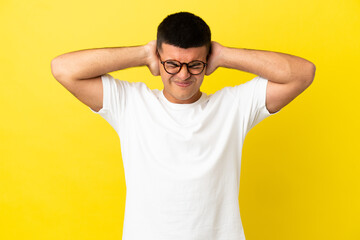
<box><xmin>205</xmin><ymin>41</ymin><xmax>224</xmax><ymax>76</ymax></box>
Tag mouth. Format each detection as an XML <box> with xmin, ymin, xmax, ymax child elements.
<box><xmin>174</xmin><ymin>81</ymin><xmax>193</xmax><ymax>88</ymax></box>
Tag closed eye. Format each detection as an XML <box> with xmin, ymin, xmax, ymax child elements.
<box><xmin>189</xmin><ymin>62</ymin><xmax>203</xmax><ymax>69</ymax></box>
<box><xmin>166</xmin><ymin>61</ymin><xmax>180</xmax><ymax>67</ymax></box>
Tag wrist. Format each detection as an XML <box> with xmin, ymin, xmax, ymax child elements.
<box><xmin>217</xmin><ymin>45</ymin><xmax>228</xmax><ymax>68</ymax></box>
<box><xmin>142</xmin><ymin>44</ymin><xmax>151</xmax><ymax>66</ymax></box>
<box><xmin>143</xmin><ymin>41</ymin><xmax>157</xmax><ymax>66</ymax></box>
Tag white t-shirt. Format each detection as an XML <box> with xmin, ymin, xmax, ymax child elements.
<box><xmin>90</xmin><ymin>74</ymin><xmax>279</xmax><ymax>240</ymax></box>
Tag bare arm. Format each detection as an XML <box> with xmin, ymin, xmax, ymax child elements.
<box><xmin>51</xmin><ymin>41</ymin><xmax>159</xmax><ymax>112</ymax></box>
<box><xmin>206</xmin><ymin>42</ymin><xmax>316</xmax><ymax>113</ymax></box>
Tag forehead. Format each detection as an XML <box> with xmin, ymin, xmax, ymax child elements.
<box><xmin>159</xmin><ymin>43</ymin><xmax>207</xmax><ymax>62</ymax></box>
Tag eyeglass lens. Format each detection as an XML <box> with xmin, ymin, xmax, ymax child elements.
<box><xmin>164</xmin><ymin>60</ymin><xmax>205</xmax><ymax>75</ymax></box>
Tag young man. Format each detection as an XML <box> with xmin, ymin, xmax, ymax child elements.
<box><xmin>51</xmin><ymin>12</ymin><xmax>315</xmax><ymax>240</ymax></box>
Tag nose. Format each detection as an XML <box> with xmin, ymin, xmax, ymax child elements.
<box><xmin>177</xmin><ymin>64</ymin><xmax>191</xmax><ymax>80</ymax></box>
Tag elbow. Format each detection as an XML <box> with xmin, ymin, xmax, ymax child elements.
<box><xmin>51</xmin><ymin>57</ymin><xmax>63</xmax><ymax>81</ymax></box>
<box><xmin>51</xmin><ymin>56</ymin><xmax>71</xmax><ymax>81</ymax></box>
<box><xmin>303</xmin><ymin>61</ymin><xmax>316</xmax><ymax>86</ymax></box>
<box><xmin>309</xmin><ymin>62</ymin><xmax>316</xmax><ymax>81</ymax></box>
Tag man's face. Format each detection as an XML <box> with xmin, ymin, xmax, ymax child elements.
<box><xmin>158</xmin><ymin>43</ymin><xmax>208</xmax><ymax>104</ymax></box>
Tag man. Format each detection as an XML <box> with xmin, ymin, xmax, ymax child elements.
<box><xmin>51</xmin><ymin>12</ymin><xmax>315</xmax><ymax>240</ymax></box>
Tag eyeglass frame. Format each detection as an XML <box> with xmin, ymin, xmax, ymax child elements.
<box><xmin>156</xmin><ymin>50</ymin><xmax>207</xmax><ymax>75</ymax></box>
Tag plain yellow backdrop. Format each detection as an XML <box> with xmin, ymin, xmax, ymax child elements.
<box><xmin>1</xmin><ymin>0</ymin><xmax>359</xmax><ymax>239</ymax></box>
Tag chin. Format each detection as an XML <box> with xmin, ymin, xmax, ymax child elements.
<box><xmin>177</xmin><ymin>92</ymin><xmax>200</xmax><ymax>103</ymax></box>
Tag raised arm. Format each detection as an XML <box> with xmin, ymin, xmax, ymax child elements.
<box><xmin>205</xmin><ymin>41</ymin><xmax>316</xmax><ymax>114</ymax></box>
<box><xmin>51</xmin><ymin>40</ymin><xmax>159</xmax><ymax>112</ymax></box>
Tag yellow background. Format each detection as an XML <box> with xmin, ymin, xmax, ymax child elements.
<box><xmin>1</xmin><ymin>0</ymin><xmax>359</xmax><ymax>239</ymax></box>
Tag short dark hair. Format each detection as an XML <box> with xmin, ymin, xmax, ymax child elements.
<box><xmin>157</xmin><ymin>12</ymin><xmax>211</xmax><ymax>54</ymax></box>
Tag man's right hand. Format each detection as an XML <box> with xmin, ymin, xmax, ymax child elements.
<box><xmin>144</xmin><ymin>40</ymin><xmax>160</xmax><ymax>76</ymax></box>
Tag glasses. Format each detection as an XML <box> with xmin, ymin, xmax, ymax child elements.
<box><xmin>157</xmin><ymin>52</ymin><xmax>207</xmax><ymax>75</ymax></box>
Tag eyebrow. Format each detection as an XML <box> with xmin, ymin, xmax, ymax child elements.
<box><xmin>157</xmin><ymin>52</ymin><xmax>205</xmax><ymax>63</ymax></box>
<box><xmin>164</xmin><ymin>59</ymin><xmax>204</xmax><ymax>63</ymax></box>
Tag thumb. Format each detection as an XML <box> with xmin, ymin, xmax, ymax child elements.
<box><xmin>205</xmin><ymin>65</ymin><xmax>216</xmax><ymax>76</ymax></box>
<box><xmin>149</xmin><ymin>61</ymin><xmax>160</xmax><ymax>76</ymax></box>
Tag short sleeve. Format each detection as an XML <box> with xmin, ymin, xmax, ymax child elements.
<box><xmin>235</xmin><ymin>76</ymin><xmax>280</xmax><ymax>133</ymax></box>
<box><xmin>89</xmin><ymin>74</ymin><xmax>128</xmax><ymax>132</ymax></box>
